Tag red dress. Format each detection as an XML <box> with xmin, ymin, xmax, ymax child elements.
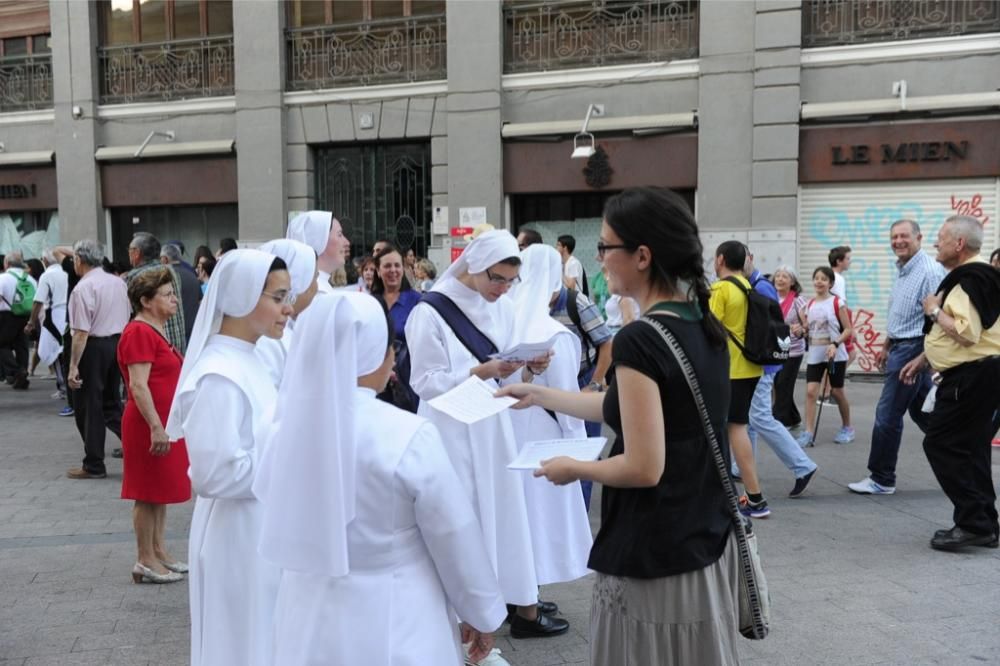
<box><xmin>117</xmin><ymin>321</ymin><xmax>191</xmax><ymax>504</ymax></box>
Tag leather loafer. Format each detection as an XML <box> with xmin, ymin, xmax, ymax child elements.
<box><xmin>509</xmin><ymin>612</ymin><xmax>569</xmax><ymax>639</ymax></box>
<box><xmin>66</xmin><ymin>467</ymin><xmax>107</xmax><ymax>480</ymax></box>
<box><xmin>537</xmin><ymin>600</ymin><xmax>559</xmax><ymax>616</ymax></box>
<box><xmin>930</xmin><ymin>526</ymin><xmax>999</xmax><ymax>551</ymax></box>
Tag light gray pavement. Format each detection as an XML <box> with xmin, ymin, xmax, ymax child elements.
<box><xmin>1</xmin><ymin>375</ymin><xmax>999</xmax><ymax>665</ymax></box>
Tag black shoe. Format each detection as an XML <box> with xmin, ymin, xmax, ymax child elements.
<box><xmin>509</xmin><ymin>612</ymin><xmax>569</xmax><ymax>639</ymax></box>
<box><xmin>789</xmin><ymin>469</ymin><xmax>816</xmax><ymax>498</ymax></box>
<box><xmin>111</xmin><ymin>448</ymin><xmax>123</xmax><ymax>459</ymax></box>
<box><xmin>11</xmin><ymin>373</ymin><xmax>29</xmax><ymax>390</ymax></box>
<box><xmin>537</xmin><ymin>600</ymin><xmax>558</xmax><ymax>616</ymax></box>
<box><xmin>930</xmin><ymin>526</ymin><xmax>999</xmax><ymax>551</ymax></box>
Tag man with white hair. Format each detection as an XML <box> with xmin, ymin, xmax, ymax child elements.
<box><xmin>161</xmin><ymin>243</ymin><xmax>200</xmax><ymax>341</ymax></box>
<box><xmin>0</xmin><ymin>251</ymin><xmax>37</xmax><ymax>389</ymax></box>
<box><xmin>286</xmin><ymin>210</ymin><xmax>351</xmax><ymax>295</ymax></box>
<box><xmin>900</xmin><ymin>215</ymin><xmax>1000</xmax><ymax>551</ymax></box>
<box><xmin>25</xmin><ymin>249</ymin><xmax>69</xmax><ymax>401</ymax></box>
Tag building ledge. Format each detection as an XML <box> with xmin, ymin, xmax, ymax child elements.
<box><xmin>502</xmin><ymin>59</ymin><xmax>699</xmax><ymax>91</ymax></box>
<box><xmin>0</xmin><ymin>109</ymin><xmax>54</xmax><ymax>126</ymax></box>
<box><xmin>96</xmin><ymin>97</ymin><xmax>236</xmax><ymax>119</ymax></box>
<box><xmin>802</xmin><ymin>33</ymin><xmax>1000</xmax><ymax>67</ymax></box>
<box><xmin>283</xmin><ymin>80</ymin><xmax>447</xmax><ymax>106</ymax></box>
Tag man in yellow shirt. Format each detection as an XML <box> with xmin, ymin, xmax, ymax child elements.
<box><xmin>901</xmin><ymin>215</ymin><xmax>1000</xmax><ymax>551</ymax></box>
<box><xmin>710</xmin><ymin>241</ymin><xmax>769</xmax><ymax>518</ymax></box>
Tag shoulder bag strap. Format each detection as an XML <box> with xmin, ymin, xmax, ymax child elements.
<box><xmin>638</xmin><ymin>316</ymin><xmax>767</xmax><ymax>622</ymax></box>
<box><xmin>420</xmin><ymin>291</ymin><xmax>499</xmax><ymax>363</ymax></box>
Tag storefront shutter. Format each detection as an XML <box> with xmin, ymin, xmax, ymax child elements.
<box><xmin>798</xmin><ymin>179</ymin><xmax>999</xmax><ymax>372</ymax></box>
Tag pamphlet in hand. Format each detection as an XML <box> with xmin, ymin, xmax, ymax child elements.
<box><xmin>507</xmin><ymin>437</ymin><xmax>607</xmax><ymax>470</ymax></box>
<box><xmin>427</xmin><ymin>375</ymin><xmax>519</xmax><ymax>425</ymax></box>
<box><xmin>489</xmin><ymin>334</ymin><xmax>560</xmax><ymax>363</ymax></box>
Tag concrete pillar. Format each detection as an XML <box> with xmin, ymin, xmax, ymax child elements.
<box><xmin>696</xmin><ymin>0</ymin><xmax>756</xmax><ymax>230</ymax></box>
<box><xmin>233</xmin><ymin>1</ymin><xmax>287</xmax><ymax>241</ymax></box>
<box><xmin>50</xmin><ymin>0</ymin><xmax>103</xmax><ymax>245</ymax></box>
<box><xmin>445</xmin><ymin>0</ymin><xmax>504</xmax><ymax>229</ymax></box>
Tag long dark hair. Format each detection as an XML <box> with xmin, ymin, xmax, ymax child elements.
<box><xmin>370</xmin><ymin>243</ymin><xmax>412</xmax><ymax>296</ymax></box>
<box><xmin>602</xmin><ymin>186</ymin><xmax>726</xmax><ymax>348</ymax></box>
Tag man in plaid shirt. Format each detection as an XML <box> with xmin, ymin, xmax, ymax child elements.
<box><xmin>125</xmin><ymin>232</ymin><xmax>186</xmax><ymax>352</ymax></box>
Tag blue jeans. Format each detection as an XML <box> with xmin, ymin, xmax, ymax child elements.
<box><xmin>868</xmin><ymin>338</ymin><xmax>931</xmax><ymax>487</ymax></box>
<box><xmin>744</xmin><ymin>372</ymin><xmax>818</xmax><ymax>479</ymax></box>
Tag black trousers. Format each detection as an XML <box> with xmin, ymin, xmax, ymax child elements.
<box><xmin>772</xmin><ymin>355</ymin><xmax>803</xmax><ymax>427</ymax></box>
<box><xmin>922</xmin><ymin>356</ymin><xmax>1000</xmax><ymax>537</ymax></box>
<box><xmin>72</xmin><ymin>336</ymin><xmax>123</xmax><ymax>475</ymax></box>
<box><xmin>0</xmin><ymin>311</ymin><xmax>29</xmax><ymax>379</ymax></box>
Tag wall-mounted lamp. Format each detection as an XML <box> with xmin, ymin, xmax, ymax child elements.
<box><xmin>134</xmin><ymin>130</ymin><xmax>175</xmax><ymax>158</ymax></box>
<box><xmin>571</xmin><ymin>104</ymin><xmax>604</xmax><ymax>159</ymax></box>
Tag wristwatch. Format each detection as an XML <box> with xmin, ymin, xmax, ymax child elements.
<box><xmin>929</xmin><ymin>306</ymin><xmax>941</xmax><ymax>322</ymax></box>
<box><xmin>588</xmin><ymin>382</ymin><xmax>605</xmax><ymax>393</ymax></box>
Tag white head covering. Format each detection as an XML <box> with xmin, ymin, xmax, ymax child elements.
<box><xmin>256</xmin><ymin>292</ymin><xmax>388</xmax><ymax>576</ymax></box>
<box><xmin>165</xmin><ymin>248</ymin><xmax>277</xmax><ymax>438</ymax></box>
<box><xmin>434</xmin><ymin>228</ymin><xmax>520</xmax><ymax>287</ymax></box>
<box><xmin>259</xmin><ymin>238</ymin><xmax>317</xmax><ymax>296</ymax></box>
<box><xmin>286</xmin><ymin>210</ymin><xmax>333</xmax><ymax>255</ymax></box>
<box><xmin>509</xmin><ymin>244</ymin><xmax>567</xmax><ymax>343</ymax></box>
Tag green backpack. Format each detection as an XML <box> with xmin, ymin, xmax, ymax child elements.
<box><xmin>6</xmin><ymin>270</ymin><xmax>36</xmax><ymax>317</ymax></box>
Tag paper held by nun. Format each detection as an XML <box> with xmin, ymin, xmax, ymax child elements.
<box><xmin>488</xmin><ymin>334</ymin><xmax>561</xmax><ymax>363</ymax></box>
<box><xmin>508</xmin><ymin>437</ymin><xmax>607</xmax><ymax>470</ymax></box>
<box><xmin>427</xmin><ymin>375</ymin><xmax>519</xmax><ymax>425</ymax></box>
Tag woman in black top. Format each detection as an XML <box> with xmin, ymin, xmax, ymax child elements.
<box><xmin>500</xmin><ymin>186</ymin><xmax>739</xmax><ymax>665</ymax></box>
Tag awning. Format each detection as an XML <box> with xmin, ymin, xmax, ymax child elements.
<box><xmin>94</xmin><ymin>139</ymin><xmax>235</xmax><ymax>162</ymax></box>
<box><xmin>501</xmin><ymin>112</ymin><xmax>697</xmax><ymax>138</ymax></box>
<box><xmin>801</xmin><ymin>91</ymin><xmax>1000</xmax><ymax>120</ymax></box>
<box><xmin>0</xmin><ymin>150</ymin><xmax>54</xmax><ymax>166</ymax></box>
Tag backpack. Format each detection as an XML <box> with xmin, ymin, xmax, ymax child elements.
<box><xmin>565</xmin><ymin>288</ymin><xmax>600</xmax><ymax>380</ymax></box>
<box><xmin>722</xmin><ymin>276</ymin><xmax>790</xmax><ymax>366</ymax></box>
<box><xmin>392</xmin><ymin>291</ymin><xmax>499</xmax><ymax>414</ymax></box>
<box><xmin>4</xmin><ymin>270</ymin><xmax>36</xmax><ymax>317</ymax></box>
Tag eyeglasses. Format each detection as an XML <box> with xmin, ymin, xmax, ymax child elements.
<box><xmin>261</xmin><ymin>289</ymin><xmax>296</xmax><ymax>306</ymax></box>
<box><xmin>596</xmin><ymin>242</ymin><xmax>632</xmax><ymax>259</ymax></box>
<box><xmin>485</xmin><ymin>268</ymin><xmax>521</xmax><ymax>286</ymax></box>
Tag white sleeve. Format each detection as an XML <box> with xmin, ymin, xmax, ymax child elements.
<box><xmin>405</xmin><ymin>303</ymin><xmax>477</xmax><ymax>400</ymax></box>
<box><xmin>34</xmin><ymin>274</ymin><xmax>51</xmax><ymax>305</ymax></box>
<box><xmin>181</xmin><ymin>374</ymin><xmax>258</xmax><ymax>500</ymax></box>
<box><xmin>399</xmin><ymin>422</ymin><xmax>508</xmax><ymax>633</ymax></box>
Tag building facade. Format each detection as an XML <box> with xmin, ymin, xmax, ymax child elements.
<box><xmin>1</xmin><ymin>0</ymin><xmax>998</xmax><ymax>366</ymax></box>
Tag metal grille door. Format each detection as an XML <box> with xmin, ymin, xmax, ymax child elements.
<box><xmin>315</xmin><ymin>143</ymin><xmax>431</xmax><ymax>258</ymax></box>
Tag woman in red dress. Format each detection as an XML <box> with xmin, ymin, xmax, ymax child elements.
<box><xmin>118</xmin><ymin>267</ymin><xmax>191</xmax><ymax>584</ymax></box>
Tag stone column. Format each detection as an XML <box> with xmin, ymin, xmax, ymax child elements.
<box><xmin>233</xmin><ymin>1</ymin><xmax>287</xmax><ymax>241</ymax></box>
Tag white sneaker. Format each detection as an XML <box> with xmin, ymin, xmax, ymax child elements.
<box><xmin>848</xmin><ymin>477</ymin><xmax>895</xmax><ymax>495</ymax></box>
<box><xmin>465</xmin><ymin>648</ymin><xmax>510</xmax><ymax>666</ymax></box>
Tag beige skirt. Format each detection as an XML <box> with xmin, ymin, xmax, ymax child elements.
<box><xmin>590</xmin><ymin>534</ymin><xmax>740</xmax><ymax>666</ymax></box>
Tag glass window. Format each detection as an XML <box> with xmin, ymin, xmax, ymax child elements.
<box><xmin>31</xmin><ymin>34</ymin><xmax>52</xmax><ymax>53</ymax></box>
<box><xmin>138</xmin><ymin>0</ymin><xmax>167</xmax><ymax>42</ymax></box>
<box><xmin>410</xmin><ymin>1</ymin><xmax>445</xmax><ymax>16</ymax></box>
<box><xmin>207</xmin><ymin>0</ymin><xmax>232</xmax><ymax>34</ymax></box>
<box><xmin>174</xmin><ymin>0</ymin><xmax>201</xmax><ymax>38</ymax></box>
<box><xmin>102</xmin><ymin>0</ymin><xmax>135</xmax><ymax>45</ymax></box>
<box><xmin>331</xmin><ymin>1</ymin><xmax>363</xmax><ymax>24</ymax></box>
<box><xmin>289</xmin><ymin>0</ymin><xmax>329</xmax><ymax>27</ymax></box>
<box><xmin>370</xmin><ymin>1</ymin><xmax>403</xmax><ymax>20</ymax></box>
<box><xmin>3</xmin><ymin>37</ymin><xmax>29</xmax><ymax>57</ymax></box>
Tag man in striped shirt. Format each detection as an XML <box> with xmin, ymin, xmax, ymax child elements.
<box><xmin>848</xmin><ymin>219</ymin><xmax>945</xmax><ymax>495</ymax></box>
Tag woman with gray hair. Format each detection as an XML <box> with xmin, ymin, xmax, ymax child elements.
<box><xmin>772</xmin><ymin>265</ymin><xmax>808</xmax><ymax>429</ymax></box>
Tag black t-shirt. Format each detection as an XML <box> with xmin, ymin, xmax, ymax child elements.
<box><xmin>587</xmin><ymin>313</ymin><xmax>733</xmax><ymax>578</ymax></box>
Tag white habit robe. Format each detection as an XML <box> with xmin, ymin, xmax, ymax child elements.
<box><xmin>176</xmin><ymin>335</ymin><xmax>280</xmax><ymax>666</ymax></box>
<box><xmin>404</xmin><ymin>279</ymin><xmax>540</xmax><ymax>606</ymax></box>
<box><xmin>272</xmin><ymin>389</ymin><xmax>508</xmax><ymax>666</ymax></box>
<box><xmin>508</xmin><ymin>329</ymin><xmax>593</xmax><ymax>585</ymax></box>
<box><xmin>255</xmin><ymin>324</ymin><xmax>293</xmax><ymax>388</ymax></box>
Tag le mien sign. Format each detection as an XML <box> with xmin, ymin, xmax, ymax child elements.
<box><xmin>831</xmin><ymin>141</ymin><xmax>969</xmax><ymax>166</ymax></box>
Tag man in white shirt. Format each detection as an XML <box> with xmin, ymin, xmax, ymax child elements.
<box><xmin>829</xmin><ymin>245</ymin><xmax>851</xmax><ymax>300</ymax></box>
<box><xmin>0</xmin><ymin>251</ymin><xmax>37</xmax><ymax>389</ymax></box>
<box><xmin>556</xmin><ymin>234</ymin><xmax>587</xmax><ymax>296</ymax></box>
<box><xmin>25</xmin><ymin>249</ymin><xmax>69</xmax><ymax>393</ymax></box>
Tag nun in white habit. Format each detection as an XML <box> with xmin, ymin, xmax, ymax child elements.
<box><xmin>164</xmin><ymin>249</ymin><xmax>294</xmax><ymax>666</ymax></box>
<box><xmin>255</xmin><ymin>293</ymin><xmax>508</xmax><ymax>665</ymax></box>
<box><xmin>404</xmin><ymin>230</ymin><xmax>568</xmax><ymax>637</ymax></box>
<box><xmin>254</xmin><ymin>239</ymin><xmax>319</xmax><ymax>388</ymax></box>
<box><xmin>286</xmin><ymin>210</ymin><xmax>350</xmax><ymax>295</ymax></box>
<box><xmin>508</xmin><ymin>245</ymin><xmax>593</xmax><ymax>586</ymax></box>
